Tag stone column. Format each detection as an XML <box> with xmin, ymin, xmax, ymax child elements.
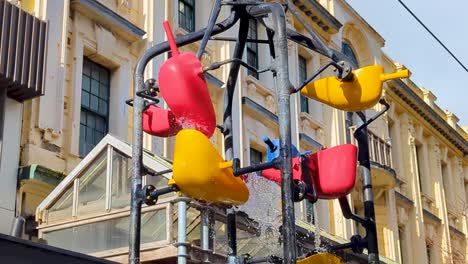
<box><xmin>406</xmin><ymin>117</ymin><xmax>428</xmax><ymax>263</ymax></box>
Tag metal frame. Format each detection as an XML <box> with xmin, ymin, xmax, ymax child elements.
<box><xmin>129</xmin><ymin>1</ymin><xmax>384</xmax><ymax>263</ymax></box>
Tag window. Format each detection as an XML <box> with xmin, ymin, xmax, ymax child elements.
<box><xmin>441</xmin><ymin>162</ymin><xmax>451</xmax><ymax>201</ymax></box>
<box><xmin>398</xmin><ymin>227</ymin><xmax>408</xmax><ymax>263</ymax></box>
<box><xmin>247</xmin><ymin>19</ymin><xmax>259</xmax><ymax>79</ymax></box>
<box><xmin>298</xmin><ymin>55</ymin><xmax>309</xmax><ymax>113</ymax></box>
<box><xmin>80</xmin><ymin>58</ymin><xmax>110</xmax><ymax>157</ymax></box>
<box><xmin>250</xmin><ymin>148</ymin><xmax>263</xmax><ymax>175</ymax></box>
<box><xmin>342</xmin><ymin>42</ymin><xmax>358</xmax><ymax>143</ymax></box>
<box><xmin>426</xmin><ymin>243</ymin><xmax>432</xmax><ymax>264</ymax></box>
<box><xmin>179</xmin><ymin>0</ymin><xmax>195</xmax><ymax>32</ymax></box>
<box><xmin>416</xmin><ymin>144</ymin><xmax>424</xmax><ymax>193</ymax></box>
<box><xmin>342</xmin><ymin>41</ymin><xmax>358</xmax><ymax>68</ymax></box>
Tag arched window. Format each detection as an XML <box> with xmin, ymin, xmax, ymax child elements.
<box><xmin>342</xmin><ymin>41</ymin><xmax>359</xmax><ymax>143</ymax></box>
<box><xmin>342</xmin><ymin>41</ymin><xmax>359</xmax><ymax>68</ymax></box>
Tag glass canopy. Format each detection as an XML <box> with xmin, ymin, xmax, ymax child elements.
<box><xmin>36</xmin><ymin>135</ymin><xmax>174</xmax><ymax>257</ymax></box>
<box><xmin>36</xmin><ymin>135</ymin><xmax>297</xmax><ymax>261</ymax></box>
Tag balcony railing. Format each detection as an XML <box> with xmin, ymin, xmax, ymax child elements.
<box><xmin>349</xmin><ymin>126</ymin><xmax>393</xmax><ymax>169</ymax></box>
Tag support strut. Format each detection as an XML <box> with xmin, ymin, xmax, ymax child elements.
<box><xmin>247</xmin><ymin>3</ymin><xmax>296</xmax><ymax>263</ymax></box>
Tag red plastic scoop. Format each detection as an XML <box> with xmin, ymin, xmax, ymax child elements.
<box><xmin>142</xmin><ymin>105</ymin><xmax>182</xmax><ymax>137</ymax></box>
<box><xmin>158</xmin><ymin>21</ymin><xmax>216</xmax><ymax>137</ymax></box>
<box><xmin>304</xmin><ymin>144</ymin><xmax>357</xmax><ymax>199</ymax></box>
<box><xmin>261</xmin><ymin>157</ymin><xmax>303</xmax><ymax>183</ymax></box>
<box><xmin>261</xmin><ymin>144</ymin><xmax>357</xmax><ymax>200</ymax></box>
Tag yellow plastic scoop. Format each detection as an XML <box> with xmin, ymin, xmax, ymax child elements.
<box><xmin>301</xmin><ymin>65</ymin><xmax>411</xmax><ymax>111</ymax></box>
<box><xmin>297</xmin><ymin>253</ymin><xmax>344</xmax><ymax>264</ymax></box>
<box><xmin>169</xmin><ymin>129</ymin><xmax>249</xmax><ymax>205</ymax></box>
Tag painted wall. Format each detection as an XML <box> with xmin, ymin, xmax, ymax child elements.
<box><xmin>0</xmin><ymin>98</ymin><xmax>23</xmax><ymax>234</ymax></box>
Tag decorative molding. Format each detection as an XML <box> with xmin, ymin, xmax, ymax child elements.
<box><xmin>389</xmin><ymin>79</ymin><xmax>468</xmax><ymax>156</ymax></box>
<box><xmin>245</xmin><ymin>76</ymin><xmax>275</xmax><ymax>98</ymax></box>
<box><xmin>395</xmin><ymin>191</ymin><xmax>413</xmax><ymax>208</ymax></box>
<box><xmin>299</xmin><ymin>133</ymin><xmax>323</xmax><ymax>151</ymax></box>
<box><xmin>291</xmin><ymin>0</ymin><xmax>342</xmax><ymax>34</ymax></box>
<box><xmin>423</xmin><ymin>208</ymin><xmax>441</xmax><ymax>224</ymax></box>
<box><xmin>70</xmin><ymin>0</ymin><xmax>145</xmax><ymax>43</ymax></box>
<box><xmin>204</xmin><ymin>72</ymin><xmax>224</xmax><ymax>88</ymax></box>
<box><xmin>397</xmin><ymin>206</ymin><xmax>409</xmax><ymax>224</ymax></box>
<box><xmin>242</xmin><ymin>97</ymin><xmax>278</xmax><ymax>125</ymax></box>
<box><xmin>449</xmin><ymin>225</ymin><xmax>465</xmax><ymax>238</ymax></box>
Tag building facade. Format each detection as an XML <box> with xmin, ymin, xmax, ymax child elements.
<box><xmin>1</xmin><ymin>0</ymin><xmax>467</xmax><ymax>263</ymax></box>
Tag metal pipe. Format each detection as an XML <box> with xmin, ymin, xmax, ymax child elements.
<box><xmin>201</xmin><ymin>208</ymin><xmax>214</xmax><ymax>263</ymax></box>
<box><xmin>210</xmin><ymin>36</ymin><xmax>270</xmax><ymax>43</ymax></box>
<box><xmin>285</xmin><ymin>29</ymin><xmax>352</xmax><ymax>67</ymax></box>
<box><xmin>129</xmin><ymin>9</ymin><xmax>240</xmax><ymax>264</ymax></box>
<box><xmin>292</xmin><ymin>61</ymin><xmax>342</xmax><ymax>93</ymax></box>
<box><xmin>197</xmin><ymin>0</ymin><xmax>223</xmax><ymax>59</ymax></box>
<box><xmin>223</xmin><ymin>14</ymin><xmax>249</xmax><ymax>264</ymax></box>
<box><xmin>232</xmin><ymin>159</ymin><xmax>278</xmax><ymax>176</ymax></box>
<box><xmin>338</xmin><ymin>196</ymin><xmax>366</xmax><ymax>224</ymax></box>
<box><xmin>246</xmin><ymin>255</ymin><xmax>283</xmax><ymax>264</ymax></box>
<box><xmin>355</xmin><ymin>112</ymin><xmax>379</xmax><ymax>264</ymax></box>
<box><xmin>177</xmin><ymin>197</ymin><xmax>190</xmax><ymax>264</ymax></box>
<box><xmin>247</xmin><ymin>4</ymin><xmax>296</xmax><ymax>263</ymax></box>
<box><xmin>286</xmin><ymin>1</ymin><xmax>332</xmax><ymax>59</ymax></box>
<box><xmin>10</xmin><ymin>216</ymin><xmax>25</xmax><ymax>238</ymax></box>
<box><xmin>150</xmin><ymin>169</ymin><xmax>172</xmax><ymax>177</ymax></box>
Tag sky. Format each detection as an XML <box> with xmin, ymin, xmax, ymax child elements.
<box><xmin>346</xmin><ymin>0</ymin><xmax>468</xmax><ymax>126</ymax></box>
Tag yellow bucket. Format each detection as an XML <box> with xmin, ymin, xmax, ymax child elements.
<box><xmin>301</xmin><ymin>65</ymin><xmax>410</xmax><ymax>111</ymax></box>
<box><xmin>297</xmin><ymin>253</ymin><xmax>344</xmax><ymax>264</ymax></box>
<box><xmin>169</xmin><ymin>129</ymin><xmax>249</xmax><ymax>205</ymax></box>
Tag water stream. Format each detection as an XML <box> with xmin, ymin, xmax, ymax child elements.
<box><xmin>313</xmin><ymin>202</ymin><xmax>322</xmax><ymax>252</ymax></box>
<box><xmin>236</xmin><ymin>173</ymin><xmax>283</xmax><ymax>257</ymax></box>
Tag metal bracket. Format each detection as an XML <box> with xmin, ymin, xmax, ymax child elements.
<box><xmin>126</xmin><ymin>79</ymin><xmax>160</xmax><ymax>110</ymax></box>
<box><xmin>141</xmin><ymin>185</ymin><xmax>177</xmax><ymax>206</ymax></box>
<box><xmin>203</xmin><ymin>58</ymin><xmax>271</xmax><ymax>75</ymax></box>
<box><xmin>232</xmin><ymin>158</ymin><xmax>279</xmax><ymax>176</ymax></box>
<box><xmin>354</xmin><ymin>99</ymin><xmax>390</xmax><ymax>138</ymax></box>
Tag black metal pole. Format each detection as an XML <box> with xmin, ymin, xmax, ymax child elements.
<box><xmin>129</xmin><ymin>10</ymin><xmax>240</xmax><ymax>264</ymax></box>
<box><xmin>355</xmin><ymin>111</ymin><xmax>379</xmax><ymax>264</ymax></box>
<box><xmin>223</xmin><ymin>12</ymin><xmax>249</xmax><ymax>264</ymax></box>
<box><xmin>248</xmin><ymin>3</ymin><xmax>296</xmax><ymax>263</ymax></box>
<box><xmin>197</xmin><ymin>0</ymin><xmax>223</xmax><ymax>59</ymax></box>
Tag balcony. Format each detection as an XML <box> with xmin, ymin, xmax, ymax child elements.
<box><xmin>349</xmin><ymin>126</ymin><xmax>396</xmax><ymax>188</ymax></box>
<box><xmin>0</xmin><ymin>0</ymin><xmax>47</xmax><ymax>101</ymax></box>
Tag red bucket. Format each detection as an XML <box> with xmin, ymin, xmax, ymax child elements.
<box><xmin>158</xmin><ymin>21</ymin><xmax>216</xmax><ymax>137</ymax></box>
<box><xmin>304</xmin><ymin>144</ymin><xmax>357</xmax><ymax>199</ymax></box>
<box><xmin>142</xmin><ymin>105</ymin><xmax>182</xmax><ymax>137</ymax></box>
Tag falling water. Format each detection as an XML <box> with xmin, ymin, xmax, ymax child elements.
<box><xmin>313</xmin><ymin>202</ymin><xmax>322</xmax><ymax>252</ymax></box>
<box><xmin>236</xmin><ymin>173</ymin><xmax>283</xmax><ymax>257</ymax></box>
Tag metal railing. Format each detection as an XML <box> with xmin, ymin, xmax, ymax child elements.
<box><xmin>350</xmin><ymin>126</ymin><xmax>393</xmax><ymax>169</ymax></box>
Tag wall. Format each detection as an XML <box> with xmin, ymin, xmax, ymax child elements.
<box><xmin>0</xmin><ymin>98</ymin><xmax>23</xmax><ymax>234</ymax></box>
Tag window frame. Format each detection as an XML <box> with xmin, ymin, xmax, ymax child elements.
<box><xmin>178</xmin><ymin>0</ymin><xmax>195</xmax><ymax>32</ymax></box>
<box><xmin>246</xmin><ymin>19</ymin><xmax>259</xmax><ymax>79</ymax></box>
<box><xmin>79</xmin><ymin>58</ymin><xmax>111</xmax><ymax>158</ymax></box>
<box><xmin>249</xmin><ymin>147</ymin><xmax>263</xmax><ymax>176</ymax></box>
<box><xmin>298</xmin><ymin>55</ymin><xmax>309</xmax><ymax>114</ymax></box>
